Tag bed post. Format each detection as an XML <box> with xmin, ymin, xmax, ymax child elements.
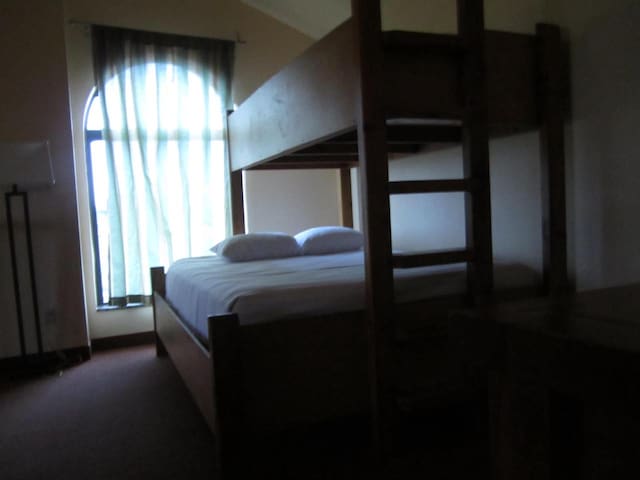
<box><xmin>150</xmin><ymin>266</ymin><xmax>167</xmax><ymax>357</ymax></box>
<box><xmin>208</xmin><ymin>313</ymin><xmax>242</xmax><ymax>478</ymax></box>
<box><xmin>339</xmin><ymin>168</ymin><xmax>354</xmax><ymax>228</ymax></box>
<box><xmin>351</xmin><ymin>0</ymin><xmax>395</xmax><ymax>457</ymax></box>
<box><xmin>458</xmin><ymin>0</ymin><xmax>494</xmax><ymax>303</ymax></box>
<box><xmin>536</xmin><ymin>24</ymin><xmax>570</xmax><ymax>297</ymax></box>
<box><xmin>227</xmin><ymin>110</ymin><xmax>245</xmax><ymax>235</ymax></box>
<box><xmin>230</xmin><ymin>170</ymin><xmax>245</xmax><ymax>235</ymax></box>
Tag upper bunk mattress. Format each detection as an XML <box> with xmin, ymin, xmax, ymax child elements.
<box><xmin>165</xmin><ymin>251</ymin><xmax>538</xmax><ymax>339</ymax></box>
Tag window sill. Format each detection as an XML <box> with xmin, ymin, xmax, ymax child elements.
<box><xmin>96</xmin><ymin>303</ymin><xmax>150</xmax><ymax>312</ymax></box>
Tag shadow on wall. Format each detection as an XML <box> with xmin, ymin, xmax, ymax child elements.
<box><xmin>351</xmin><ymin>132</ymin><xmax>543</xmax><ymax>273</ymax></box>
<box><xmin>569</xmin><ymin>1</ymin><xmax>640</xmax><ymax>290</ymax></box>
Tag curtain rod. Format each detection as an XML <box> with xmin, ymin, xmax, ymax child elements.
<box><xmin>67</xmin><ymin>19</ymin><xmax>247</xmax><ymax>44</ymax></box>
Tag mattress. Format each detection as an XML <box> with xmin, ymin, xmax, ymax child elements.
<box><xmin>165</xmin><ymin>251</ymin><xmax>538</xmax><ymax>340</ymax></box>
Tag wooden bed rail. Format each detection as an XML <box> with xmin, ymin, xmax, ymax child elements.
<box><xmin>152</xmin><ymin>265</ymin><xmax>243</xmax><ymax>477</ymax></box>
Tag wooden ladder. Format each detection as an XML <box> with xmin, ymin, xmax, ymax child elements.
<box><xmin>352</xmin><ymin>0</ymin><xmax>494</xmax><ymax>456</ymax></box>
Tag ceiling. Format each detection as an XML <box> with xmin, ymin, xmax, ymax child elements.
<box><xmin>240</xmin><ymin>1</ymin><xmax>545</xmax><ymax>39</ymax></box>
<box><xmin>242</xmin><ymin>0</ymin><xmax>350</xmax><ymax>39</ymax></box>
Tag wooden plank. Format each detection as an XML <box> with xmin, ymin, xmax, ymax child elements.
<box><xmin>383</xmin><ymin>42</ymin><xmax>462</xmax><ymax>120</ymax></box>
<box><xmin>458</xmin><ymin>0</ymin><xmax>494</xmax><ymax>301</ymax></box>
<box><xmin>393</xmin><ymin>248</ymin><xmax>474</xmax><ymax>269</ymax></box>
<box><xmin>485</xmin><ymin>31</ymin><xmax>538</xmax><ymax>128</ymax></box>
<box><xmin>228</xmin><ymin>20</ymin><xmax>355</xmax><ymax>171</ymax></box>
<box><xmin>536</xmin><ymin>23</ymin><xmax>569</xmax><ymax>296</ymax></box>
<box><xmin>230</xmin><ymin>170</ymin><xmax>245</xmax><ymax>235</ymax></box>
<box><xmin>351</xmin><ymin>0</ymin><xmax>395</xmax><ymax>455</ymax></box>
<box><xmin>387</xmin><ymin>124</ymin><xmax>462</xmax><ymax>143</ymax></box>
<box><xmin>332</xmin><ymin>124</ymin><xmax>463</xmax><ymax>144</ymax></box>
<box><xmin>150</xmin><ymin>266</ymin><xmax>167</xmax><ymax>356</ymax></box>
<box><xmin>150</xmin><ymin>266</ymin><xmax>166</xmax><ymax>297</ymax></box>
<box><xmin>154</xmin><ymin>292</ymin><xmax>215</xmax><ymax>431</ymax></box>
<box><xmin>340</xmin><ymin>168</ymin><xmax>354</xmax><ymax>228</ymax></box>
<box><xmin>249</xmin><ymin>157</ymin><xmax>358</xmax><ymax>170</ymax></box>
<box><xmin>208</xmin><ymin>313</ymin><xmax>242</xmax><ymax>478</ymax></box>
<box><xmin>292</xmin><ymin>143</ymin><xmax>419</xmax><ymax>155</ymax></box>
<box><xmin>389</xmin><ymin>179</ymin><xmax>474</xmax><ymax>195</ymax></box>
<box><xmin>384</xmin><ymin>30</ymin><xmax>538</xmax><ymax>125</ymax></box>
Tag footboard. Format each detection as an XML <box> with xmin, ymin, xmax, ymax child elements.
<box><xmin>150</xmin><ymin>267</ymin><xmax>241</xmax><ymax>475</ymax></box>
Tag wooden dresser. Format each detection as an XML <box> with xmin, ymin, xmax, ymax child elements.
<box><xmin>485</xmin><ymin>284</ymin><xmax>640</xmax><ymax>479</ymax></box>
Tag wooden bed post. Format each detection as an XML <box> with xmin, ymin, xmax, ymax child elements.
<box><xmin>230</xmin><ymin>170</ymin><xmax>245</xmax><ymax>235</ymax></box>
<box><xmin>458</xmin><ymin>0</ymin><xmax>494</xmax><ymax>303</ymax></box>
<box><xmin>150</xmin><ymin>266</ymin><xmax>167</xmax><ymax>357</ymax></box>
<box><xmin>208</xmin><ymin>313</ymin><xmax>242</xmax><ymax>478</ymax></box>
<box><xmin>536</xmin><ymin>23</ymin><xmax>569</xmax><ymax>297</ymax></box>
<box><xmin>351</xmin><ymin>0</ymin><xmax>395</xmax><ymax>456</ymax></box>
<box><xmin>339</xmin><ymin>168</ymin><xmax>354</xmax><ymax>228</ymax></box>
<box><xmin>227</xmin><ymin>110</ymin><xmax>245</xmax><ymax>235</ymax></box>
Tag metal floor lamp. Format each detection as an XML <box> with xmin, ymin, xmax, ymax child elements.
<box><xmin>0</xmin><ymin>141</ymin><xmax>55</xmax><ymax>359</ymax></box>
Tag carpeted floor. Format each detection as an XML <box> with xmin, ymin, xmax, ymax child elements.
<box><xmin>0</xmin><ymin>345</ymin><xmax>489</xmax><ymax>479</ymax></box>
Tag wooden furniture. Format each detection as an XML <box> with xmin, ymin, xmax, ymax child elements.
<box><xmin>151</xmin><ymin>0</ymin><xmax>570</xmax><ymax>475</ymax></box>
<box><xmin>482</xmin><ymin>283</ymin><xmax>640</xmax><ymax>479</ymax></box>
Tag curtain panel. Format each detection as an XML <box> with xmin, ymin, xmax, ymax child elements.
<box><xmin>92</xmin><ymin>26</ymin><xmax>234</xmax><ymax>304</ymax></box>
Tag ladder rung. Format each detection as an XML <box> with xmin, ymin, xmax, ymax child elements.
<box><xmin>389</xmin><ymin>179</ymin><xmax>475</xmax><ymax>195</ymax></box>
<box><xmin>393</xmin><ymin>248</ymin><xmax>473</xmax><ymax>269</ymax></box>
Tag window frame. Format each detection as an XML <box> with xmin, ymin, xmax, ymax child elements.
<box><xmin>84</xmin><ymin>91</ymin><xmax>107</xmax><ymax>308</ymax></box>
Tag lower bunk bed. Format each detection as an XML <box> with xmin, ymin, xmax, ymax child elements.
<box><xmin>151</xmin><ymin>246</ymin><xmax>540</xmax><ymax>473</ymax></box>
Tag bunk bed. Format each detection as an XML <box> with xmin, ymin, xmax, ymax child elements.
<box><xmin>151</xmin><ymin>0</ymin><xmax>569</xmax><ymax>475</ymax></box>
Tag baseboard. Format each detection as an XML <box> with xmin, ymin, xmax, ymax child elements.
<box><xmin>0</xmin><ymin>346</ymin><xmax>91</xmax><ymax>379</ymax></box>
<box><xmin>91</xmin><ymin>331</ymin><xmax>155</xmax><ymax>351</ymax></box>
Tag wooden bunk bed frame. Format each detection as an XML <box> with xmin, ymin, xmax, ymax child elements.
<box><xmin>151</xmin><ymin>0</ymin><xmax>569</xmax><ymax>475</ymax></box>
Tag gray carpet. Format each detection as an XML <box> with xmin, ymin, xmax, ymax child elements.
<box><xmin>0</xmin><ymin>345</ymin><xmax>215</xmax><ymax>479</ymax></box>
<box><xmin>0</xmin><ymin>345</ymin><xmax>488</xmax><ymax>479</ymax></box>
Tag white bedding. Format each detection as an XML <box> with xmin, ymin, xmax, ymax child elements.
<box><xmin>165</xmin><ymin>251</ymin><xmax>538</xmax><ymax>339</ymax></box>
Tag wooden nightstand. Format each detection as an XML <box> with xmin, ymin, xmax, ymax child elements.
<box><xmin>482</xmin><ymin>284</ymin><xmax>640</xmax><ymax>479</ymax></box>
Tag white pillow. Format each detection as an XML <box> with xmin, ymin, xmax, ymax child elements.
<box><xmin>295</xmin><ymin>226</ymin><xmax>364</xmax><ymax>255</ymax></box>
<box><xmin>211</xmin><ymin>232</ymin><xmax>300</xmax><ymax>262</ymax></box>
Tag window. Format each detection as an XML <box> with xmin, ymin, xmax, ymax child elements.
<box><xmin>84</xmin><ymin>92</ymin><xmax>111</xmax><ymax>306</ymax></box>
<box><xmin>87</xmin><ymin>27</ymin><xmax>234</xmax><ymax>308</ymax></box>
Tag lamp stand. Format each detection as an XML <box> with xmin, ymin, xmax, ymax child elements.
<box><xmin>5</xmin><ymin>183</ymin><xmax>44</xmax><ymax>358</ymax></box>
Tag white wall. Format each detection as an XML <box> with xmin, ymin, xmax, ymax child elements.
<box><xmin>64</xmin><ymin>0</ymin><xmax>340</xmax><ymax>339</ymax></box>
<box><xmin>544</xmin><ymin>0</ymin><xmax>640</xmax><ymax>290</ymax></box>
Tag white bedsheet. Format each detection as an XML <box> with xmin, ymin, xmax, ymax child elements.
<box><xmin>165</xmin><ymin>251</ymin><xmax>537</xmax><ymax>339</ymax></box>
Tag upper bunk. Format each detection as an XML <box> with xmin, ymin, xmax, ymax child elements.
<box><xmin>228</xmin><ymin>17</ymin><xmax>563</xmax><ymax>172</ymax></box>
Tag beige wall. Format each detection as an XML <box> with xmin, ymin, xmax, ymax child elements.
<box><xmin>244</xmin><ymin>170</ymin><xmax>341</xmax><ymax>234</ymax></box>
<box><xmin>64</xmin><ymin>0</ymin><xmax>338</xmax><ymax>339</ymax></box>
<box><xmin>0</xmin><ymin>0</ymin><xmax>88</xmax><ymax>358</ymax></box>
<box><xmin>544</xmin><ymin>0</ymin><xmax>640</xmax><ymax>289</ymax></box>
